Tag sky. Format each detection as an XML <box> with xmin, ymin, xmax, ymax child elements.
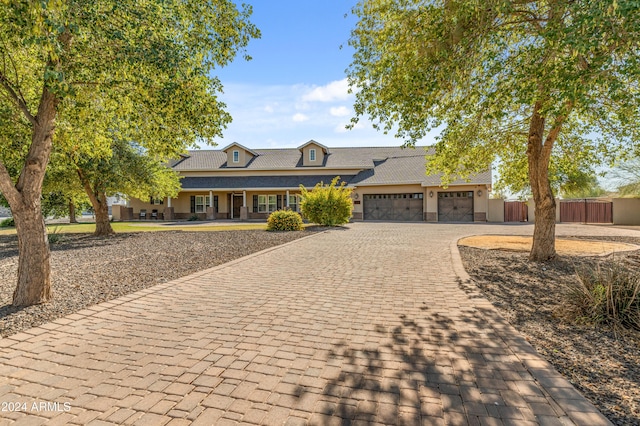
<box><xmin>209</xmin><ymin>1</ymin><xmax>438</xmax><ymax>150</ymax></box>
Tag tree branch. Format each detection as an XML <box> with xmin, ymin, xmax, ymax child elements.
<box><xmin>0</xmin><ymin>71</ymin><xmax>36</xmax><ymax>126</ymax></box>
<box><xmin>0</xmin><ymin>160</ymin><xmax>19</xmax><ymax>207</ymax></box>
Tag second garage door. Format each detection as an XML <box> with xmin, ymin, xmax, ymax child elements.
<box><xmin>363</xmin><ymin>193</ymin><xmax>424</xmax><ymax>221</ymax></box>
<box><xmin>438</xmin><ymin>191</ymin><xmax>474</xmax><ymax>222</ymax></box>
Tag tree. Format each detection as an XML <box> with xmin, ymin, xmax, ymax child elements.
<box><xmin>69</xmin><ymin>139</ymin><xmax>181</xmax><ymax>236</ymax></box>
<box><xmin>348</xmin><ymin>0</ymin><xmax>640</xmax><ymax>260</ymax></box>
<box><xmin>0</xmin><ymin>1</ymin><xmax>259</xmax><ymax>306</ymax></box>
<box><xmin>610</xmin><ymin>158</ymin><xmax>640</xmax><ymax>197</ymax></box>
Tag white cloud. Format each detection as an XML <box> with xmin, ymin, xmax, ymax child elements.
<box><xmin>292</xmin><ymin>113</ymin><xmax>309</xmax><ymax>122</ymax></box>
<box><xmin>264</xmin><ymin>105</ymin><xmax>274</xmax><ymax>113</ymax></box>
<box><xmin>302</xmin><ymin>79</ymin><xmax>351</xmax><ymax>102</ymax></box>
<box><xmin>334</xmin><ymin>120</ymin><xmax>364</xmax><ymax>133</ymax></box>
<box><xmin>330</xmin><ymin>106</ymin><xmax>350</xmax><ymax>117</ymax></box>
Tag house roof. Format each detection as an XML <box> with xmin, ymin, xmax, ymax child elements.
<box><xmin>173</xmin><ymin>146</ymin><xmax>435</xmax><ymax>171</ymax></box>
<box><xmin>181</xmin><ymin>175</ymin><xmax>357</xmax><ymax>190</ymax></box>
<box><xmin>172</xmin><ymin>145</ymin><xmax>491</xmax><ymax>188</ymax></box>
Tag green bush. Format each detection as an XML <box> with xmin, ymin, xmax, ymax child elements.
<box><xmin>188</xmin><ymin>214</ymin><xmax>199</xmax><ymax>221</ymax></box>
<box><xmin>0</xmin><ymin>217</ymin><xmax>14</xmax><ymax>227</ymax></box>
<box><xmin>562</xmin><ymin>261</ymin><xmax>640</xmax><ymax>333</ymax></box>
<box><xmin>300</xmin><ymin>176</ymin><xmax>353</xmax><ymax>226</ymax></box>
<box><xmin>267</xmin><ymin>209</ymin><xmax>303</xmax><ymax>231</ymax></box>
<box><xmin>47</xmin><ymin>226</ymin><xmax>64</xmax><ymax>245</ymax></box>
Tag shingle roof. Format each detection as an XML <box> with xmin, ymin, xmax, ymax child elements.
<box><xmin>172</xmin><ymin>145</ymin><xmax>491</xmax><ymax>188</ymax></box>
<box><xmin>172</xmin><ymin>146</ymin><xmax>435</xmax><ymax>171</ymax></box>
<box><xmin>181</xmin><ymin>175</ymin><xmax>356</xmax><ymax>190</ymax></box>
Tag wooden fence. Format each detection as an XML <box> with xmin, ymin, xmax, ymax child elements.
<box><xmin>559</xmin><ymin>199</ymin><xmax>613</xmax><ymax>223</ymax></box>
<box><xmin>504</xmin><ymin>201</ymin><xmax>528</xmax><ymax>222</ymax></box>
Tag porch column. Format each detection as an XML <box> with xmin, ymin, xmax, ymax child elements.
<box><xmin>209</xmin><ymin>190</ymin><xmax>213</xmax><ymax>207</ymax></box>
<box><xmin>240</xmin><ymin>191</ymin><xmax>248</xmax><ymax>221</ymax></box>
<box><xmin>286</xmin><ymin>190</ymin><xmax>290</xmax><ymax>209</ymax></box>
<box><xmin>167</xmin><ymin>197</ymin><xmax>172</xmax><ymax>208</ymax></box>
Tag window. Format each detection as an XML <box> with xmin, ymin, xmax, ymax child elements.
<box><xmin>195</xmin><ymin>195</ymin><xmax>210</xmax><ymax>213</ymax></box>
<box><xmin>288</xmin><ymin>195</ymin><xmax>300</xmax><ymax>212</ymax></box>
<box><xmin>258</xmin><ymin>195</ymin><xmax>278</xmax><ymax>213</ymax></box>
<box><xmin>309</xmin><ymin>149</ymin><xmax>316</xmax><ymax>162</ymax></box>
<box><xmin>150</xmin><ymin>197</ymin><xmax>163</xmax><ymax>205</ymax></box>
<box><xmin>233</xmin><ymin>150</ymin><xmax>240</xmax><ymax>163</ymax></box>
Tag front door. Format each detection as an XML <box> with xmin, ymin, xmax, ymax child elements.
<box><xmin>233</xmin><ymin>195</ymin><xmax>243</xmax><ymax>219</ymax></box>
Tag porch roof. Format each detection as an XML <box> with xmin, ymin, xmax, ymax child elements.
<box><xmin>180</xmin><ymin>175</ymin><xmax>358</xmax><ymax>191</ymax></box>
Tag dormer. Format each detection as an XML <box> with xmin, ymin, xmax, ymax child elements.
<box><xmin>222</xmin><ymin>142</ymin><xmax>257</xmax><ymax>168</ymax></box>
<box><xmin>298</xmin><ymin>140</ymin><xmax>329</xmax><ymax>167</ymax></box>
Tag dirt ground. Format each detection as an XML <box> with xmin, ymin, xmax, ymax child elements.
<box><xmin>459</xmin><ymin>235</ymin><xmax>640</xmax><ymax>256</ymax></box>
<box><xmin>459</xmin><ymin>235</ymin><xmax>640</xmax><ymax>425</ymax></box>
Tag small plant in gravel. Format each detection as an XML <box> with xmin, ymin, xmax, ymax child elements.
<box><xmin>299</xmin><ymin>176</ymin><xmax>353</xmax><ymax>226</ymax></box>
<box><xmin>47</xmin><ymin>226</ymin><xmax>65</xmax><ymax>245</ymax></box>
<box><xmin>267</xmin><ymin>209</ymin><xmax>303</xmax><ymax>231</ymax></box>
<box><xmin>562</xmin><ymin>260</ymin><xmax>640</xmax><ymax>333</ymax></box>
<box><xmin>0</xmin><ymin>217</ymin><xmax>14</xmax><ymax>227</ymax></box>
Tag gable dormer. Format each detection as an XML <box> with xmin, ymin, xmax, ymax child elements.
<box><xmin>298</xmin><ymin>140</ymin><xmax>329</xmax><ymax>167</ymax></box>
<box><xmin>222</xmin><ymin>142</ymin><xmax>257</xmax><ymax>168</ymax></box>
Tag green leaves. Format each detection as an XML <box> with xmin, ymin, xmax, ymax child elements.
<box><xmin>348</xmin><ymin>0</ymin><xmax>640</xmax><ymax>194</ymax></box>
<box><xmin>299</xmin><ymin>177</ymin><xmax>354</xmax><ymax>226</ymax></box>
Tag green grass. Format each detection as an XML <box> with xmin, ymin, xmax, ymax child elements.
<box><xmin>0</xmin><ymin>221</ymin><xmax>269</xmax><ymax>235</ymax></box>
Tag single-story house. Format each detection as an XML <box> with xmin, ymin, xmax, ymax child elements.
<box><xmin>126</xmin><ymin>140</ymin><xmax>492</xmax><ymax>222</ymax></box>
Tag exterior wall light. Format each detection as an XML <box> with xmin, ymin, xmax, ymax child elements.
<box><xmin>429</xmin><ymin>191</ymin><xmax>434</xmax><ymax>198</ymax></box>
<box><xmin>353</xmin><ymin>193</ymin><xmax>359</xmax><ymax>199</ymax></box>
<box><xmin>477</xmin><ymin>190</ymin><xmax>483</xmax><ymax>197</ymax></box>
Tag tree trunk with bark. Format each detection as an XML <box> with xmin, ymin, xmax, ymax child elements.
<box><xmin>527</xmin><ymin>101</ymin><xmax>568</xmax><ymax>261</ymax></box>
<box><xmin>77</xmin><ymin>170</ymin><xmax>114</xmax><ymax>236</ymax></box>
<box><xmin>0</xmin><ymin>88</ymin><xmax>58</xmax><ymax>306</ymax></box>
<box><xmin>93</xmin><ymin>191</ymin><xmax>113</xmax><ymax>236</ymax></box>
<box><xmin>69</xmin><ymin>201</ymin><xmax>77</xmax><ymax>223</ymax></box>
<box><xmin>12</xmin><ymin>203</ymin><xmax>52</xmax><ymax>305</ymax></box>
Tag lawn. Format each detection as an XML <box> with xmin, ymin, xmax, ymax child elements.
<box><xmin>0</xmin><ymin>221</ymin><xmax>268</xmax><ymax>235</ymax></box>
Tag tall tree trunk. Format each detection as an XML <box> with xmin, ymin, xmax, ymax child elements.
<box><xmin>0</xmin><ymin>88</ymin><xmax>58</xmax><ymax>306</ymax></box>
<box><xmin>12</xmin><ymin>203</ymin><xmax>52</xmax><ymax>306</ymax></box>
<box><xmin>69</xmin><ymin>201</ymin><xmax>77</xmax><ymax>223</ymax></box>
<box><xmin>527</xmin><ymin>101</ymin><xmax>562</xmax><ymax>261</ymax></box>
<box><xmin>527</xmin><ymin>102</ymin><xmax>555</xmax><ymax>260</ymax></box>
<box><xmin>93</xmin><ymin>192</ymin><xmax>113</xmax><ymax>236</ymax></box>
<box><xmin>77</xmin><ymin>170</ymin><xmax>115</xmax><ymax>236</ymax></box>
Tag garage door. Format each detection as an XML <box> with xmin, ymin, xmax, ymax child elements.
<box><xmin>438</xmin><ymin>191</ymin><xmax>474</xmax><ymax>222</ymax></box>
<box><xmin>363</xmin><ymin>193</ymin><xmax>423</xmax><ymax>221</ymax></box>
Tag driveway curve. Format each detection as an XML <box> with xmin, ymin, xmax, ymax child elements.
<box><xmin>1</xmin><ymin>222</ymin><xmax>638</xmax><ymax>425</ymax></box>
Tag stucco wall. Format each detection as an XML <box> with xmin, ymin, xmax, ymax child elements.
<box><xmin>487</xmin><ymin>199</ymin><xmax>505</xmax><ymax>222</ymax></box>
<box><xmin>301</xmin><ymin>145</ymin><xmax>324</xmax><ymax>166</ymax></box>
<box><xmin>613</xmin><ymin>198</ymin><xmax>640</xmax><ymax>225</ymax></box>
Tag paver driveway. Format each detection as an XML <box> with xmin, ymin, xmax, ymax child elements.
<box><xmin>1</xmin><ymin>222</ymin><xmax>637</xmax><ymax>425</ymax></box>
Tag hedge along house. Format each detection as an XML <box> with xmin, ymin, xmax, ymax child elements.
<box><xmin>126</xmin><ymin>140</ymin><xmax>492</xmax><ymax>222</ymax></box>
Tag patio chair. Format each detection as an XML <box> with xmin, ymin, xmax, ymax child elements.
<box><xmin>139</xmin><ymin>209</ymin><xmax>147</xmax><ymax>220</ymax></box>
<box><xmin>151</xmin><ymin>209</ymin><xmax>158</xmax><ymax>220</ymax></box>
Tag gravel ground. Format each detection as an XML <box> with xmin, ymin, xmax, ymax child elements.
<box><xmin>460</xmin><ymin>236</ymin><xmax>640</xmax><ymax>426</ymax></box>
<box><xmin>0</xmin><ymin>230</ymin><xmax>317</xmax><ymax>338</ymax></box>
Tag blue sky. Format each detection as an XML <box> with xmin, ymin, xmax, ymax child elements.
<box><xmin>210</xmin><ymin>1</ymin><xmax>437</xmax><ymax>150</ymax></box>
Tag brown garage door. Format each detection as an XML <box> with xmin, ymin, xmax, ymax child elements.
<box><xmin>363</xmin><ymin>193</ymin><xmax>424</xmax><ymax>221</ymax></box>
<box><xmin>438</xmin><ymin>191</ymin><xmax>474</xmax><ymax>222</ymax></box>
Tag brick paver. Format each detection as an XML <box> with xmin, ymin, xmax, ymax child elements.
<box><xmin>1</xmin><ymin>222</ymin><xmax>636</xmax><ymax>425</ymax></box>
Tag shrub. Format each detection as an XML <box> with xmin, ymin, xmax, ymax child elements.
<box><xmin>299</xmin><ymin>176</ymin><xmax>353</xmax><ymax>226</ymax></box>
<box><xmin>0</xmin><ymin>217</ymin><xmax>14</xmax><ymax>227</ymax></box>
<box><xmin>267</xmin><ymin>209</ymin><xmax>303</xmax><ymax>231</ymax></box>
<box><xmin>562</xmin><ymin>260</ymin><xmax>640</xmax><ymax>333</ymax></box>
<box><xmin>47</xmin><ymin>226</ymin><xmax>64</xmax><ymax>245</ymax></box>
<box><xmin>188</xmin><ymin>214</ymin><xmax>199</xmax><ymax>221</ymax></box>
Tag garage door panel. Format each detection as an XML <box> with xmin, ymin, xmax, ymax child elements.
<box><xmin>363</xmin><ymin>194</ymin><xmax>424</xmax><ymax>221</ymax></box>
<box><xmin>437</xmin><ymin>192</ymin><xmax>474</xmax><ymax>222</ymax></box>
